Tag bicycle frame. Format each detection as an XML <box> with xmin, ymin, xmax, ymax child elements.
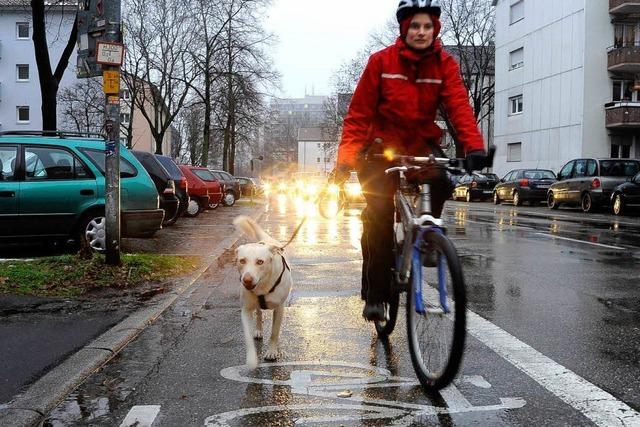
<box><xmin>394</xmin><ymin>176</ymin><xmax>450</xmax><ymax>316</ymax></box>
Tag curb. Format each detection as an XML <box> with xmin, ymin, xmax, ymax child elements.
<box><xmin>0</xmin><ymin>207</ymin><xmax>265</xmax><ymax>427</ymax></box>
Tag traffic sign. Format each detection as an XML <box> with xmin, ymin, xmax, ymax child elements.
<box><xmin>96</xmin><ymin>41</ymin><xmax>124</xmax><ymax>66</ymax></box>
<box><xmin>103</xmin><ymin>70</ymin><xmax>120</xmax><ymax>94</ymax></box>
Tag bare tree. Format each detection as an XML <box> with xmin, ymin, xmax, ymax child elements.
<box><xmin>58</xmin><ymin>77</ymin><xmax>103</xmax><ymax>133</ymax></box>
<box><xmin>123</xmin><ymin>0</ymin><xmax>197</xmax><ymax>155</ymax></box>
<box><xmin>29</xmin><ymin>0</ymin><xmax>78</xmax><ymax>131</ymax></box>
<box><xmin>214</xmin><ymin>0</ymin><xmax>278</xmax><ymax>174</ymax></box>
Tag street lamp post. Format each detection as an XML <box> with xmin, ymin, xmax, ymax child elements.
<box><xmin>250</xmin><ymin>155</ymin><xmax>264</xmax><ymax>203</ymax></box>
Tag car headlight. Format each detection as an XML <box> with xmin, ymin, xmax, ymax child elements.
<box><xmin>277</xmin><ymin>183</ymin><xmax>287</xmax><ymax>192</ymax></box>
<box><xmin>327</xmin><ymin>184</ymin><xmax>340</xmax><ymax>196</ymax></box>
<box><xmin>345</xmin><ymin>183</ymin><xmax>362</xmax><ymax>197</ymax></box>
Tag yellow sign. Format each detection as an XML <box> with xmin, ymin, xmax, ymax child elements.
<box><xmin>103</xmin><ymin>70</ymin><xmax>120</xmax><ymax>94</ymax></box>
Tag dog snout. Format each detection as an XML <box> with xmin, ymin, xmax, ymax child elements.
<box><xmin>242</xmin><ymin>274</ymin><xmax>256</xmax><ymax>290</ymax></box>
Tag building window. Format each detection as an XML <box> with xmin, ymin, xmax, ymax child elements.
<box><xmin>316</xmin><ymin>157</ymin><xmax>320</xmax><ymax>163</ymax></box>
<box><xmin>612</xmin><ymin>80</ymin><xmax>637</xmax><ymax>102</ymax></box>
<box><xmin>17</xmin><ymin>106</ymin><xmax>30</xmax><ymax>123</ymax></box>
<box><xmin>510</xmin><ymin>0</ymin><xmax>524</xmax><ymax>24</ymax></box>
<box><xmin>614</xmin><ymin>23</ymin><xmax>638</xmax><ymax>48</ymax></box>
<box><xmin>120</xmin><ymin>113</ymin><xmax>130</xmax><ymax>124</ymax></box>
<box><xmin>509</xmin><ymin>47</ymin><xmax>524</xmax><ymax>70</ymax></box>
<box><xmin>509</xmin><ymin>95</ymin><xmax>523</xmax><ymax>115</ymax></box>
<box><xmin>122</xmin><ymin>89</ymin><xmax>131</xmax><ymax>100</ymax></box>
<box><xmin>16</xmin><ymin>64</ymin><xmax>29</xmax><ymax>81</ymax></box>
<box><xmin>507</xmin><ymin>142</ymin><xmax>522</xmax><ymax>162</ymax></box>
<box><xmin>317</xmin><ymin>142</ymin><xmax>321</xmax><ymax>148</ymax></box>
<box><xmin>16</xmin><ymin>22</ymin><xmax>29</xmax><ymax>39</ymax></box>
<box><xmin>611</xmin><ymin>135</ymin><xmax>633</xmax><ymax>158</ymax></box>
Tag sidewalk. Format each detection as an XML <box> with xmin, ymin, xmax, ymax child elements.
<box><xmin>0</xmin><ymin>201</ymin><xmax>265</xmax><ymax>426</ymax></box>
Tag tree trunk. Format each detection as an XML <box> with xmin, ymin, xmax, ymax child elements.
<box><xmin>31</xmin><ymin>0</ymin><xmax>77</xmax><ymax>131</ymax></box>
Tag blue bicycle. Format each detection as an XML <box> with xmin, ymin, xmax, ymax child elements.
<box><xmin>371</xmin><ymin>150</ymin><xmax>493</xmax><ymax>392</ymax></box>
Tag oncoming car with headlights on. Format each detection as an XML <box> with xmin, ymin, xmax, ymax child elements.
<box><xmin>344</xmin><ymin>171</ymin><xmax>364</xmax><ymax>203</ymax></box>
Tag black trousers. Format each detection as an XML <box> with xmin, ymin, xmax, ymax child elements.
<box><xmin>356</xmin><ymin>153</ymin><xmax>452</xmax><ymax>304</ymax></box>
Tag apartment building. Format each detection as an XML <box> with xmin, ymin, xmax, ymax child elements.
<box><xmin>0</xmin><ymin>2</ymin><xmax>77</xmax><ymax>131</ymax></box>
<box><xmin>492</xmin><ymin>0</ymin><xmax>629</xmax><ymax>177</ymax></box>
<box><xmin>297</xmin><ymin>127</ymin><xmax>336</xmax><ymax>175</ymax></box>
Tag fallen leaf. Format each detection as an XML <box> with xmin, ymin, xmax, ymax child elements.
<box><xmin>337</xmin><ymin>390</ymin><xmax>353</xmax><ymax>398</ymax></box>
<box><xmin>0</xmin><ymin>277</ymin><xmax>8</xmax><ymax>285</ymax></box>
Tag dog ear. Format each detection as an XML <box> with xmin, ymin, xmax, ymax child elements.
<box><xmin>267</xmin><ymin>245</ymin><xmax>283</xmax><ymax>255</ymax></box>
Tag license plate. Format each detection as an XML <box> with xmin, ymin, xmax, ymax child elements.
<box><xmin>537</xmin><ymin>185</ymin><xmax>550</xmax><ymax>189</ymax></box>
<box><xmin>483</xmin><ymin>190</ymin><xmax>493</xmax><ymax>194</ymax></box>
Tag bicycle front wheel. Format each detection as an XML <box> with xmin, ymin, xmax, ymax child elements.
<box><xmin>406</xmin><ymin>231</ymin><xmax>466</xmax><ymax>392</ymax></box>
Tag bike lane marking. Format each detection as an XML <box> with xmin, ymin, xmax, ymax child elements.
<box><xmin>204</xmin><ymin>361</ymin><xmax>527</xmax><ymax>425</ymax></box>
<box><xmin>119</xmin><ymin>405</ymin><xmax>160</xmax><ymax>427</ymax></box>
<box><xmin>466</xmin><ymin>309</ymin><xmax>640</xmax><ymax>426</ymax></box>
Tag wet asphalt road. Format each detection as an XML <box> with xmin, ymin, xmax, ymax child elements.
<box><xmin>0</xmin><ymin>202</ymin><xmax>260</xmax><ymax>406</ymax></box>
<box><xmin>44</xmin><ymin>198</ymin><xmax>640</xmax><ymax>426</ymax></box>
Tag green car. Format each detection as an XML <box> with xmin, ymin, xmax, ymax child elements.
<box><xmin>0</xmin><ymin>132</ymin><xmax>164</xmax><ymax>251</ymax></box>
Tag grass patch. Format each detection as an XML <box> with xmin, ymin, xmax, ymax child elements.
<box><xmin>0</xmin><ymin>253</ymin><xmax>201</xmax><ymax>297</ymax></box>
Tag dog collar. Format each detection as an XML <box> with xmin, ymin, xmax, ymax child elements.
<box><xmin>258</xmin><ymin>255</ymin><xmax>290</xmax><ymax>310</ymax></box>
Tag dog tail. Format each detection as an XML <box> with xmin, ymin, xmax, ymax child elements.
<box><xmin>233</xmin><ymin>215</ymin><xmax>279</xmax><ymax>245</ymax></box>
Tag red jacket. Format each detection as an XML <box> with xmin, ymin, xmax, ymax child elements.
<box><xmin>337</xmin><ymin>38</ymin><xmax>485</xmax><ymax>168</ymax></box>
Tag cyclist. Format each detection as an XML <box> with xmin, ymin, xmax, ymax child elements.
<box><xmin>331</xmin><ymin>0</ymin><xmax>490</xmax><ymax>321</ymax></box>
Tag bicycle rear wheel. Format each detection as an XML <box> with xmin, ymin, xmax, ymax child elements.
<box><xmin>406</xmin><ymin>231</ymin><xmax>466</xmax><ymax>392</ymax></box>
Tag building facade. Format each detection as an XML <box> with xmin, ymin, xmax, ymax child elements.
<box><xmin>492</xmin><ymin>0</ymin><xmax>625</xmax><ymax>177</ymax></box>
<box><xmin>0</xmin><ymin>3</ymin><xmax>77</xmax><ymax>131</ymax></box>
<box><xmin>297</xmin><ymin>127</ymin><xmax>336</xmax><ymax>175</ymax></box>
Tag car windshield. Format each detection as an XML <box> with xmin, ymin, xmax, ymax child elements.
<box><xmin>523</xmin><ymin>170</ymin><xmax>555</xmax><ymax>179</ymax></box>
<box><xmin>192</xmin><ymin>169</ymin><xmax>217</xmax><ymax>181</ymax></box>
<box><xmin>599</xmin><ymin>160</ymin><xmax>640</xmax><ymax>177</ymax></box>
<box><xmin>155</xmin><ymin>155</ymin><xmax>183</xmax><ymax>180</ymax></box>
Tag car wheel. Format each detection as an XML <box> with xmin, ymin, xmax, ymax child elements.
<box><xmin>581</xmin><ymin>193</ymin><xmax>595</xmax><ymax>213</ymax></box>
<box><xmin>465</xmin><ymin>191</ymin><xmax>472</xmax><ymax>203</ymax></box>
<box><xmin>612</xmin><ymin>194</ymin><xmax>624</xmax><ymax>216</ymax></box>
<box><xmin>548</xmin><ymin>192</ymin><xmax>559</xmax><ymax>210</ymax></box>
<box><xmin>208</xmin><ymin>201</ymin><xmax>220</xmax><ymax>210</ymax></box>
<box><xmin>223</xmin><ymin>191</ymin><xmax>236</xmax><ymax>206</ymax></box>
<box><xmin>184</xmin><ymin>199</ymin><xmax>201</xmax><ymax>218</ymax></box>
<box><xmin>79</xmin><ymin>213</ymin><xmax>107</xmax><ymax>253</ymax></box>
<box><xmin>513</xmin><ymin>191</ymin><xmax>521</xmax><ymax>207</ymax></box>
<box><xmin>493</xmin><ymin>191</ymin><xmax>500</xmax><ymax>205</ymax></box>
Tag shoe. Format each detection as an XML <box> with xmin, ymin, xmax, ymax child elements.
<box><xmin>362</xmin><ymin>302</ymin><xmax>386</xmax><ymax>322</ymax></box>
<box><xmin>423</xmin><ymin>249</ymin><xmax>438</xmax><ymax>267</ymax></box>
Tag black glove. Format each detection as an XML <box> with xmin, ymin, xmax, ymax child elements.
<box><xmin>328</xmin><ymin>165</ymin><xmax>350</xmax><ymax>185</ymax></box>
<box><xmin>464</xmin><ymin>150</ymin><xmax>489</xmax><ymax>172</ymax></box>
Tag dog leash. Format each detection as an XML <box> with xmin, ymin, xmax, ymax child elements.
<box><xmin>279</xmin><ymin>184</ymin><xmax>347</xmax><ymax>250</ymax></box>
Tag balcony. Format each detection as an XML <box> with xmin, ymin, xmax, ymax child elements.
<box><xmin>608</xmin><ymin>45</ymin><xmax>640</xmax><ymax>73</ymax></box>
<box><xmin>610</xmin><ymin>0</ymin><xmax>640</xmax><ymax>15</ymax></box>
<box><xmin>605</xmin><ymin>102</ymin><xmax>640</xmax><ymax>128</ymax></box>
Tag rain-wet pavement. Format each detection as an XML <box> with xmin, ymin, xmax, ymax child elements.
<box><xmin>0</xmin><ymin>202</ymin><xmax>261</xmax><ymax>407</ymax></box>
<box><xmin>41</xmin><ymin>198</ymin><xmax>640</xmax><ymax>426</ymax></box>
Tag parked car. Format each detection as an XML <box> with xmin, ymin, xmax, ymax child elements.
<box><xmin>179</xmin><ymin>165</ymin><xmax>216</xmax><ymax>216</ymax></box>
<box><xmin>236</xmin><ymin>176</ymin><xmax>260</xmax><ymax>197</ymax></box>
<box><xmin>0</xmin><ymin>132</ymin><xmax>164</xmax><ymax>251</ymax></box>
<box><xmin>547</xmin><ymin>158</ymin><xmax>640</xmax><ymax>212</ymax></box>
<box><xmin>209</xmin><ymin>169</ymin><xmax>241</xmax><ymax>206</ymax></box>
<box><xmin>155</xmin><ymin>154</ymin><xmax>190</xmax><ymax>218</ymax></box>
<box><xmin>452</xmin><ymin>172</ymin><xmax>499</xmax><ymax>202</ymax></box>
<box><xmin>611</xmin><ymin>172</ymin><xmax>640</xmax><ymax>215</ymax></box>
<box><xmin>189</xmin><ymin>167</ymin><xmax>224</xmax><ymax>209</ymax></box>
<box><xmin>493</xmin><ymin>169</ymin><xmax>556</xmax><ymax>206</ymax></box>
<box><xmin>131</xmin><ymin>151</ymin><xmax>180</xmax><ymax>226</ymax></box>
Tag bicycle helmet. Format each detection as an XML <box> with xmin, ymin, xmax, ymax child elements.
<box><xmin>396</xmin><ymin>0</ymin><xmax>441</xmax><ymax>22</ymax></box>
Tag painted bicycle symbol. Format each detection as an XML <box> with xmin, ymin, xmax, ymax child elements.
<box><xmin>204</xmin><ymin>361</ymin><xmax>526</xmax><ymax>426</ymax></box>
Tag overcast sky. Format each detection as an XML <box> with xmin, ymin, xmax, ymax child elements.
<box><xmin>265</xmin><ymin>0</ymin><xmax>396</xmax><ymax>99</ymax></box>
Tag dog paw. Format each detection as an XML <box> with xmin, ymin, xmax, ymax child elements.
<box><xmin>246</xmin><ymin>352</ymin><xmax>259</xmax><ymax>369</ymax></box>
<box><xmin>253</xmin><ymin>330</ymin><xmax>263</xmax><ymax>340</ymax></box>
<box><xmin>263</xmin><ymin>347</ymin><xmax>281</xmax><ymax>361</ymax></box>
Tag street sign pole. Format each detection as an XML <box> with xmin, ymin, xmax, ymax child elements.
<box><xmin>77</xmin><ymin>0</ymin><xmax>124</xmax><ymax>265</ymax></box>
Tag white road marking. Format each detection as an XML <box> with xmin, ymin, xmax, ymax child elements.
<box><xmin>119</xmin><ymin>405</ymin><xmax>161</xmax><ymax>427</ymax></box>
<box><xmin>462</xmin><ymin>375</ymin><xmax>492</xmax><ymax>389</ymax></box>
<box><xmin>535</xmin><ymin>232</ymin><xmax>625</xmax><ymax>250</ymax></box>
<box><xmin>466</xmin><ymin>310</ymin><xmax>640</xmax><ymax>426</ymax></box>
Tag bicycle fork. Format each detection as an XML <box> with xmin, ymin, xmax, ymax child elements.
<box><xmin>411</xmin><ymin>228</ymin><xmax>450</xmax><ymax>316</ymax></box>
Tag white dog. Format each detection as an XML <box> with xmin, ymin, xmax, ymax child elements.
<box><xmin>233</xmin><ymin>215</ymin><xmax>292</xmax><ymax>368</ymax></box>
